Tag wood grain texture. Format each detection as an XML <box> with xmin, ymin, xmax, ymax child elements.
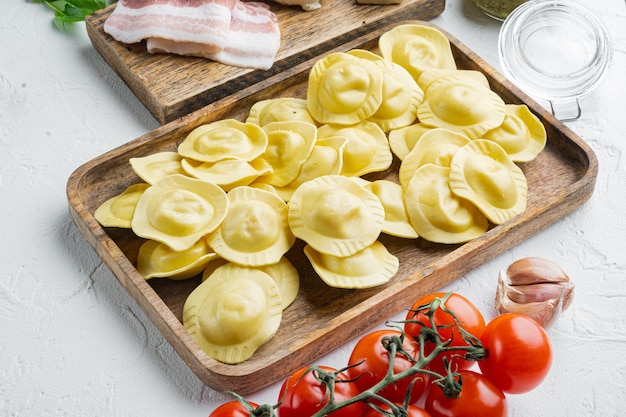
<box><xmin>67</xmin><ymin>21</ymin><xmax>598</xmax><ymax>395</ymax></box>
<box><xmin>85</xmin><ymin>0</ymin><xmax>445</xmax><ymax>124</ymax></box>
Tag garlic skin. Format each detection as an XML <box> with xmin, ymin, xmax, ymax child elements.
<box><xmin>495</xmin><ymin>257</ymin><xmax>574</xmax><ymax>329</ymax></box>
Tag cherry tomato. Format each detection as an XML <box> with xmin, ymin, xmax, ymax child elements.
<box><xmin>347</xmin><ymin>329</ymin><xmax>429</xmax><ymax>404</ymax></box>
<box><xmin>209</xmin><ymin>400</ymin><xmax>259</xmax><ymax>417</ymax></box>
<box><xmin>404</xmin><ymin>293</ymin><xmax>485</xmax><ymax>375</ymax></box>
<box><xmin>276</xmin><ymin>365</ymin><xmax>365</xmax><ymax>417</ymax></box>
<box><xmin>478</xmin><ymin>313</ymin><xmax>553</xmax><ymax>394</ymax></box>
<box><xmin>364</xmin><ymin>403</ymin><xmax>432</xmax><ymax>417</ymax></box>
<box><xmin>424</xmin><ymin>370</ymin><xmax>507</xmax><ymax>417</ymax></box>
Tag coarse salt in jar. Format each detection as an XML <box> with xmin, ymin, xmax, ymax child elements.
<box><xmin>498</xmin><ymin>0</ymin><xmax>612</xmax><ymax>120</ymax></box>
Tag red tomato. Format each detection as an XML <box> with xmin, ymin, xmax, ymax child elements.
<box><xmin>209</xmin><ymin>401</ymin><xmax>258</xmax><ymax>417</ymax></box>
<box><xmin>404</xmin><ymin>293</ymin><xmax>485</xmax><ymax>375</ymax></box>
<box><xmin>347</xmin><ymin>329</ymin><xmax>430</xmax><ymax>404</ymax></box>
<box><xmin>276</xmin><ymin>365</ymin><xmax>365</xmax><ymax>417</ymax></box>
<box><xmin>424</xmin><ymin>370</ymin><xmax>507</xmax><ymax>417</ymax></box>
<box><xmin>364</xmin><ymin>403</ymin><xmax>432</xmax><ymax>417</ymax></box>
<box><xmin>478</xmin><ymin>313</ymin><xmax>553</xmax><ymax>394</ymax></box>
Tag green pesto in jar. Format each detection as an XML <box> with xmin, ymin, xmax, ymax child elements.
<box><xmin>470</xmin><ymin>0</ymin><xmax>528</xmax><ymax>20</ymax></box>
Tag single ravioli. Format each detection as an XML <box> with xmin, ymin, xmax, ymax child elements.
<box><xmin>405</xmin><ymin>164</ymin><xmax>488</xmax><ymax>244</ymax></box>
<box><xmin>417</xmin><ymin>69</ymin><xmax>490</xmax><ymax>93</ymax></box>
<box><xmin>348</xmin><ymin>49</ymin><xmax>423</xmax><ymax>132</ymax></box>
<box><xmin>398</xmin><ymin>128</ymin><xmax>471</xmax><ymax>190</ymax></box>
<box><xmin>288</xmin><ymin>175</ymin><xmax>385</xmax><ymax>257</ymax></box>
<box><xmin>255</xmin><ymin>121</ymin><xmax>317</xmax><ymax>187</ymax></box>
<box><xmin>482</xmin><ymin>104</ymin><xmax>547</xmax><ymax>162</ymax></box>
<box><xmin>132</xmin><ymin>174</ymin><xmax>229</xmax><ymax>251</ymax></box>
<box><xmin>183</xmin><ymin>262</ymin><xmax>282</xmax><ymax>364</ymax></box>
<box><xmin>307</xmin><ymin>52</ymin><xmax>384</xmax><ymax>125</ymax></box>
<box><xmin>181</xmin><ymin>157</ymin><xmax>272</xmax><ymax>191</ymax></box>
<box><xmin>388</xmin><ymin>122</ymin><xmax>432</xmax><ymax>161</ymax></box>
<box><xmin>304</xmin><ymin>241</ymin><xmax>399</xmax><ymax>289</ymax></box>
<box><xmin>136</xmin><ymin>236</ymin><xmax>218</xmax><ymax>280</ymax></box>
<box><xmin>209</xmin><ymin>186</ymin><xmax>295</xmax><ymax>266</ymax></box>
<box><xmin>449</xmin><ymin>139</ymin><xmax>528</xmax><ymax>225</ymax></box>
<box><xmin>246</xmin><ymin>97</ymin><xmax>318</xmax><ymax>127</ymax></box>
<box><xmin>378</xmin><ymin>23</ymin><xmax>457</xmax><ymax>82</ymax></box>
<box><xmin>178</xmin><ymin>119</ymin><xmax>268</xmax><ymax>163</ymax></box>
<box><xmin>201</xmin><ymin>258</ymin><xmax>300</xmax><ymax>310</ymax></box>
<box><xmin>417</xmin><ymin>75</ymin><xmax>506</xmax><ymax>139</ymax></box>
<box><xmin>129</xmin><ymin>151</ymin><xmax>185</xmax><ymax>185</ymax></box>
<box><xmin>317</xmin><ymin>121</ymin><xmax>392</xmax><ymax>177</ymax></box>
<box><xmin>94</xmin><ymin>183</ymin><xmax>150</xmax><ymax>228</ymax></box>
<box><xmin>272</xmin><ymin>136</ymin><xmax>347</xmax><ymax>202</ymax></box>
<box><xmin>364</xmin><ymin>179</ymin><xmax>418</xmax><ymax>239</ymax></box>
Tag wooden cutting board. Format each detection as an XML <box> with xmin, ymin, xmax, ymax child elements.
<box><xmin>85</xmin><ymin>0</ymin><xmax>445</xmax><ymax>124</ymax></box>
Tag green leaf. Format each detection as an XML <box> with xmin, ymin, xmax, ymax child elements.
<box><xmin>39</xmin><ymin>0</ymin><xmax>112</xmax><ymax>23</ymax></box>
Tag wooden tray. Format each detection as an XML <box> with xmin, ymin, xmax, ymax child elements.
<box><xmin>67</xmin><ymin>21</ymin><xmax>598</xmax><ymax>395</ymax></box>
<box><xmin>85</xmin><ymin>0</ymin><xmax>445</xmax><ymax>125</ymax></box>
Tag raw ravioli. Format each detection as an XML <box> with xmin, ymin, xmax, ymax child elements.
<box><xmin>129</xmin><ymin>152</ymin><xmax>185</xmax><ymax>185</ymax></box>
<box><xmin>449</xmin><ymin>139</ymin><xmax>528</xmax><ymax>224</ymax></box>
<box><xmin>183</xmin><ymin>262</ymin><xmax>282</xmax><ymax>364</ymax></box>
<box><xmin>136</xmin><ymin>236</ymin><xmax>217</xmax><ymax>280</ymax></box>
<box><xmin>178</xmin><ymin>119</ymin><xmax>268</xmax><ymax>163</ymax></box>
<box><xmin>317</xmin><ymin>121</ymin><xmax>392</xmax><ymax>177</ymax></box>
<box><xmin>131</xmin><ymin>174</ymin><xmax>229</xmax><ymax>251</ymax></box>
<box><xmin>405</xmin><ymin>164</ymin><xmax>488</xmax><ymax>244</ymax></box>
<box><xmin>288</xmin><ymin>175</ymin><xmax>385</xmax><ymax>257</ymax></box>
<box><xmin>379</xmin><ymin>24</ymin><xmax>457</xmax><ymax>82</ymax></box>
<box><xmin>482</xmin><ymin>104</ymin><xmax>547</xmax><ymax>162</ymax></box>
<box><xmin>209</xmin><ymin>186</ymin><xmax>295</xmax><ymax>266</ymax></box>
<box><xmin>94</xmin><ymin>183</ymin><xmax>150</xmax><ymax>229</ymax></box>
<box><xmin>304</xmin><ymin>241</ymin><xmax>399</xmax><ymax>289</ymax></box>
<box><xmin>307</xmin><ymin>52</ymin><xmax>384</xmax><ymax>125</ymax></box>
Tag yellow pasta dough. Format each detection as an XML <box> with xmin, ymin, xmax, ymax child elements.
<box><xmin>136</xmin><ymin>236</ymin><xmax>217</xmax><ymax>280</ymax></box>
<box><xmin>417</xmin><ymin>75</ymin><xmax>506</xmax><ymax>139</ymax></box>
<box><xmin>129</xmin><ymin>151</ymin><xmax>185</xmax><ymax>185</ymax></box>
<box><xmin>398</xmin><ymin>128</ymin><xmax>471</xmax><ymax>190</ymax></box>
<box><xmin>317</xmin><ymin>121</ymin><xmax>392</xmax><ymax>177</ymax></box>
<box><xmin>288</xmin><ymin>175</ymin><xmax>385</xmax><ymax>257</ymax></box>
<box><xmin>94</xmin><ymin>183</ymin><xmax>150</xmax><ymax>229</ymax></box>
<box><xmin>449</xmin><ymin>139</ymin><xmax>528</xmax><ymax>224</ymax></box>
<box><xmin>255</xmin><ymin>121</ymin><xmax>317</xmax><ymax>187</ymax></box>
<box><xmin>482</xmin><ymin>104</ymin><xmax>547</xmax><ymax>162</ymax></box>
<box><xmin>209</xmin><ymin>186</ymin><xmax>295</xmax><ymax>266</ymax></box>
<box><xmin>304</xmin><ymin>241</ymin><xmax>399</xmax><ymax>289</ymax></box>
<box><xmin>307</xmin><ymin>52</ymin><xmax>384</xmax><ymax>125</ymax></box>
<box><xmin>183</xmin><ymin>262</ymin><xmax>282</xmax><ymax>364</ymax></box>
<box><xmin>246</xmin><ymin>97</ymin><xmax>318</xmax><ymax>127</ymax></box>
<box><xmin>405</xmin><ymin>164</ymin><xmax>488</xmax><ymax>244</ymax></box>
<box><xmin>379</xmin><ymin>24</ymin><xmax>457</xmax><ymax>82</ymax></box>
<box><xmin>347</xmin><ymin>49</ymin><xmax>423</xmax><ymax>132</ymax></box>
<box><xmin>178</xmin><ymin>119</ymin><xmax>268</xmax><ymax>163</ymax></box>
<box><xmin>131</xmin><ymin>174</ymin><xmax>229</xmax><ymax>251</ymax></box>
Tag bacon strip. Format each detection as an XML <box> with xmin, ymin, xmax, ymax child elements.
<box><xmin>104</xmin><ymin>0</ymin><xmax>237</xmax><ymax>54</ymax></box>
<box><xmin>205</xmin><ymin>2</ymin><xmax>281</xmax><ymax>70</ymax></box>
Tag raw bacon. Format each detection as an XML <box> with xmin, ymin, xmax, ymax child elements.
<box><xmin>104</xmin><ymin>0</ymin><xmax>237</xmax><ymax>54</ymax></box>
<box><xmin>203</xmin><ymin>2</ymin><xmax>281</xmax><ymax>70</ymax></box>
<box><xmin>104</xmin><ymin>0</ymin><xmax>281</xmax><ymax>70</ymax></box>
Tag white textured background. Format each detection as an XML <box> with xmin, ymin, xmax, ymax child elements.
<box><xmin>1</xmin><ymin>0</ymin><xmax>625</xmax><ymax>416</ymax></box>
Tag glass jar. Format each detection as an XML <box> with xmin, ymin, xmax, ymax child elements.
<box><xmin>498</xmin><ymin>0</ymin><xmax>612</xmax><ymax>120</ymax></box>
<box><xmin>470</xmin><ymin>0</ymin><xmax>528</xmax><ymax>20</ymax></box>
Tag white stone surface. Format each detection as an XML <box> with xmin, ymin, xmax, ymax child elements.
<box><xmin>1</xmin><ymin>0</ymin><xmax>625</xmax><ymax>415</ymax></box>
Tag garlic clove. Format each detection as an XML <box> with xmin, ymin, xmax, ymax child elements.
<box><xmin>506</xmin><ymin>256</ymin><xmax>571</xmax><ymax>285</ymax></box>
<box><xmin>495</xmin><ymin>257</ymin><xmax>574</xmax><ymax>329</ymax></box>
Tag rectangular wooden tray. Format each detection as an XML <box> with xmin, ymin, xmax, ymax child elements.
<box><xmin>85</xmin><ymin>0</ymin><xmax>445</xmax><ymax>125</ymax></box>
<box><xmin>67</xmin><ymin>21</ymin><xmax>598</xmax><ymax>395</ymax></box>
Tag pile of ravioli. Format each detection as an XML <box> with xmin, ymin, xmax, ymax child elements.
<box><xmin>94</xmin><ymin>24</ymin><xmax>546</xmax><ymax>364</ymax></box>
